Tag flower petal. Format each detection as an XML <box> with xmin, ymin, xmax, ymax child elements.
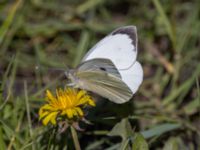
<box><xmin>50</xmin><ymin>113</ymin><xmax>57</xmax><ymax>125</ymax></box>
<box><xmin>77</xmin><ymin>90</ymin><xmax>87</xmax><ymax>100</ymax></box>
<box><xmin>75</xmin><ymin>107</ymin><xmax>84</xmax><ymax>116</ymax></box>
<box><xmin>65</xmin><ymin>109</ymin><xmax>73</xmax><ymax>118</ymax></box>
<box><xmin>39</xmin><ymin>104</ymin><xmax>54</xmax><ymax>119</ymax></box>
<box><xmin>39</xmin><ymin>110</ymin><xmax>49</xmax><ymax>120</ymax></box>
<box><xmin>46</xmin><ymin>90</ymin><xmax>56</xmax><ymax>102</ymax></box>
<box><xmin>42</xmin><ymin>111</ymin><xmax>58</xmax><ymax>126</ymax></box>
<box><xmin>88</xmin><ymin>99</ymin><xmax>96</xmax><ymax>106</ymax></box>
<box><xmin>76</xmin><ymin>96</ymin><xmax>88</xmax><ymax>106</ymax></box>
<box><xmin>41</xmin><ymin>104</ymin><xmax>55</xmax><ymax>111</ymax></box>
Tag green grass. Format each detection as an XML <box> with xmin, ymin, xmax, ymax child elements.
<box><xmin>0</xmin><ymin>0</ymin><xmax>200</xmax><ymax>149</ymax></box>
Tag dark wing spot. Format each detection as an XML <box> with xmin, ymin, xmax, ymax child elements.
<box><xmin>112</xmin><ymin>26</ymin><xmax>137</xmax><ymax>51</ymax></box>
<box><xmin>100</xmin><ymin>67</ymin><xmax>106</xmax><ymax>71</ymax></box>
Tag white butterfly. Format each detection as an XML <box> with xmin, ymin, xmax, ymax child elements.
<box><xmin>66</xmin><ymin>26</ymin><xmax>143</xmax><ymax>104</ymax></box>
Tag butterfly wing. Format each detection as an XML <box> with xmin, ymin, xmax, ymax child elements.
<box><xmin>74</xmin><ymin>59</ymin><xmax>133</xmax><ymax>103</ymax></box>
<box><xmin>81</xmin><ymin>26</ymin><xmax>143</xmax><ymax>94</ymax></box>
<box><xmin>119</xmin><ymin>61</ymin><xmax>143</xmax><ymax>94</ymax></box>
<box><xmin>82</xmin><ymin>26</ymin><xmax>138</xmax><ymax>70</ymax></box>
<box><xmin>76</xmin><ymin>71</ymin><xmax>133</xmax><ymax>104</ymax></box>
<box><xmin>77</xmin><ymin>58</ymin><xmax>121</xmax><ymax>78</ymax></box>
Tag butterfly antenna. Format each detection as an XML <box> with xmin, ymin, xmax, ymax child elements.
<box><xmin>61</xmin><ymin>62</ymin><xmax>70</xmax><ymax>77</ymax></box>
<box><xmin>35</xmin><ymin>63</ymin><xmax>65</xmax><ymax>71</ymax></box>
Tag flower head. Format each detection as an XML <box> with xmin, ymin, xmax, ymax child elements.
<box><xmin>39</xmin><ymin>88</ymin><xmax>95</xmax><ymax>126</ymax></box>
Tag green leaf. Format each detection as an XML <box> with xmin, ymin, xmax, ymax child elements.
<box><xmin>183</xmin><ymin>97</ymin><xmax>200</xmax><ymax>115</ymax></box>
<box><xmin>163</xmin><ymin>64</ymin><xmax>200</xmax><ymax>106</ymax></box>
<box><xmin>0</xmin><ymin>126</ymin><xmax>6</xmax><ymax>150</ymax></box>
<box><xmin>141</xmin><ymin>123</ymin><xmax>180</xmax><ymax>139</ymax></box>
<box><xmin>108</xmin><ymin>118</ymin><xmax>134</xmax><ymax>141</ymax></box>
<box><xmin>152</xmin><ymin>0</ymin><xmax>176</xmax><ymax>49</ymax></box>
<box><xmin>163</xmin><ymin>137</ymin><xmax>187</xmax><ymax>150</ymax></box>
<box><xmin>73</xmin><ymin>30</ymin><xmax>90</xmax><ymax>67</ymax></box>
<box><xmin>85</xmin><ymin>139</ymin><xmax>105</xmax><ymax>150</ymax></box>
<box><xmin>76</xmin><ymin>0</ymin><xmax>105</xmax><ymax>14</ymax></box>
<box><xmin>132</xmin><ymin>133</ymin><xmax>149</xmax><ymax>150</ymax></box>
<box><xmin>0</xmin><ymin>0</ymin><xmax>23</xmax><ymax>45</ymax></box>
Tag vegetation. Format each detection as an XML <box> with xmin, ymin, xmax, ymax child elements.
<box><xmin>0</xmin><ymin>0</ymin><xmax>199</xmax><ymax>149</ymax></box>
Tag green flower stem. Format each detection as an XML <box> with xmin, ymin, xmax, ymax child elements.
<box><xmin>70</xmin><ymin>126</ymin><xmax>81</xmax><ymax>150</ymax></box>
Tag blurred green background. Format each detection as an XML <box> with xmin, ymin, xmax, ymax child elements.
<box><xmin>0</xmin><ymin>0</ymin><xmax>200</xmax><ymax>149</ymax></box>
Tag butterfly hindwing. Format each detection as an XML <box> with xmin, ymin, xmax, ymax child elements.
<box><xmin>119</xmin><ymin>61</ymin><xmax>143</xmax><ymax>93</ymax></box>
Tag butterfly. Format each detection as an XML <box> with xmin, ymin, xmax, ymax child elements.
<box><xmin>65</xmin><ymin>26</ymin><xmax>143</xmax><ymax>104</ymax></box>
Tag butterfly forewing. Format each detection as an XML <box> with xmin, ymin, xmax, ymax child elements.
<box><xmin>77</xmin><ymin>58</ymin><xmax>121</xmax><ymax>78</ymax></box>
<box><xmin>82</xmin><ymin>26</ymin><xmax>138</xmax><ymax>70</ymax></box>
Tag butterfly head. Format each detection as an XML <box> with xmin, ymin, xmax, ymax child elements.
<box><xmin>64</xmin><ymin>69</ymin><xmax>79</xmax><ymax>87</ymax></box>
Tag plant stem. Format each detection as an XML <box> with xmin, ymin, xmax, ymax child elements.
<box><xmin>70</xmin><ymin>126</ymin><xmax>81</xmax><ymax>150</ymax></box>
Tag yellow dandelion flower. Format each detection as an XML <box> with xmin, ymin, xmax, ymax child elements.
<box><xmin>39</xmin><ymin>88</ymin><xmax>95</xmax><ymax>126</ymax></box>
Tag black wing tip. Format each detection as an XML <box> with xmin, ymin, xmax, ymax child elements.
<box><xmin>113</xmin><ymin>25</ymin><xmax>137</xmax><ymax>32</ymax></box>
<box><xmin>111</xmin><ymin>26</ymin><xmax>137</xmax><ymax>50</ymax></box>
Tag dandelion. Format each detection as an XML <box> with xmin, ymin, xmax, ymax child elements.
<box><xmin>39</xmin><ymin>88</ymin><xmax>95</xmax><ymax>126</ymax></box>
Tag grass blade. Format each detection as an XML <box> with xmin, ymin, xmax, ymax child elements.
<box><xmin>141</xmin><ymin>123</ymin><xmax>180</xmax><ymax>139</ymax></box>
